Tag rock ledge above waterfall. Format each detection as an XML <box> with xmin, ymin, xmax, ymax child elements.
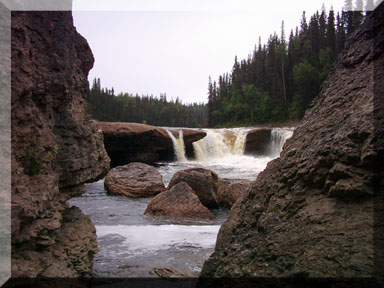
<box><xmin>98</xmin><ymin>121</ymin><xmax>206</xmax><ymax>166</ymax></box>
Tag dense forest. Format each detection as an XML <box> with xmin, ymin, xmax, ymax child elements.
<box><xmin>207</xmin><ymin>0</ymin><xmax>374</xmax><ymax>127</ymax></box>
<box><xmin>87</xmin><ymin>1</ymin><xmax>375</xmax><ymax>128</ymax></box>
<box><xmin>87</xmin><ymin>78</ymin><xmax>207</xmax><ymax>128</ymax></box>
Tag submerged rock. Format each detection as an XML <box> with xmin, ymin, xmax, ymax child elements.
<box><xmin>105</xmin><ymin>162</ymin><xmax>166</xmax><ymax>197</ymax></box>
<box><xmin>200</xmin><ymin>3</ymin><xmax>384</xmax><ymax>279</ymax></box>
<box><xmin>150</xmin><ymin>267</ymin><xmax>189</xmax><ymax>278</ymax></box>
<box><xmin>217</xmin><ymin>178</ymin><xmax>252</xmax><ymax>208</ymax></box>
<box><xmin>168</xmin><ymin>168</ymin><xmax>219</xmax><ymax>208</ymax></box>
<box><xmin>144</xmin><ymin>182</ymin><xmax>214</xmax><ymax>219</ymax></box>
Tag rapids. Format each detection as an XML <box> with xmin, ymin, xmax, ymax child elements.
<box><xmin>68</xmin><ymin>127</ymin><xmax>293</xmax><ymax>277</ymax></box>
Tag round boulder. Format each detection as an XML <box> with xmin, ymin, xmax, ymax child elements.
<box><xmin>144</xmin><ymin>182</ymin><xmax>214</xmax><ymax>219</ymax></box>
<box><xmin>168</xmin><ymin>168</ymin><xmax>219</xmax><ymax>208</ymax></box>
<box><xmin>217</xmin><ymin>178</ymin><xmax>252</xmax><ymax>208</ymax></box>
<box><xmin>104</xmin><ymin>162</ymin><xmax>166</xmax><ymax>197</ymax></box>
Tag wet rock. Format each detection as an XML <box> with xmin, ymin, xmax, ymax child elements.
<box><xmin>144</xmin><ymin>182</ymin><xmax>214</xmax><ymax>219</ymax></box>
<box><xmin>11</xmin><ymin>11</ymin><xmax>109</xmax><ymax>277</ymax></box>
<box><xmin>150</xmin><ymin>267</ymin><xmax>188</xmax><ymax>278</ymax></box>
<box><xmin>200</xmin><ymin>3</ymin><xmax>384</xmax><ymax>279</ymax></box>
<box><xmin>99</xmin><ymin>121</ymin><xmax>206</xmax><ymax>166</ymax></box>
<box><xmin>105</xmin><ymin>162</ymin><xmax>166</xmax><ymax>197</ymax></box>
<box><xmin>244</xmin><ymin>128</ymin><xmax>272</xmax><ymax>155</ymax></box>
<box><xmin>217</xmin><ymin>178</ymin><xmax>252</xmax><ymax>208</ymax></box>
<box><xmin>168</xmin><ymin>168</ymin><xmax>219</xmax><ymax>208</ymax></box>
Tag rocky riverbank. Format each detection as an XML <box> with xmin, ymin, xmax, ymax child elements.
<box><xmin>11</xmin><ymin>11</ymin><xmax>110</xmax><ymax>277</ymax></box>
<box><xmin>199</xmin><ymin>2</ymin><xmax>384</xmax><ymax>281</ymax></box>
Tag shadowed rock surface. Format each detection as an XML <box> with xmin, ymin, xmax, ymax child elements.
<box><xmin>200</xmin><ymin>3</ymin><xmax>384</xmax><ymax>280</ymax></box>
<box><xmin>217</xmin><ymin>178</ymin><xmax>252</xmax><ymax>208</ymax></box>
<box><xmin>11</xmin><ymin>11</ymin><xmax>110</xmax><ymax>277</ymax></box>
<box><xmin>244</xmin><ymin>128</ymin><xmax>272</xmax><ymax>155</ymax></box>
<box><xmin>144</xmin><ymin>182</ymin><xmax>214</xmax><ymax>219</ymax></box>
<box><xmin>168</xmin><ymin>168</ymin><xmax>219</xmax><ymax>209</ymax></box>
<box><xmin>98</xmin><ymin>121</ymin><xmax>206</xmax><ymax>166</ymax></box>
<box><xmin>105</xmin><ymin>162</ymin><xmax>166</xmax><ymax>197</ymax></box>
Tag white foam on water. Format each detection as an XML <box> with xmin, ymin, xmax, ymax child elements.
<box><xmin>96</xmin><ymin>225</ymin><xmax>220</xmax><ymax>258</ymax></box>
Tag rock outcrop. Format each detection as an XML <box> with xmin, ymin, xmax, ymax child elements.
<box><xmin>98</xmin><ymin>121</ymin><xmax>206</xmax><ymax>166</ymax></box>
<box><xmin>11</xmin><ymin>11</ymin><xmax>110</xmax><ymax>277</ymax></box>
<box><xmin>144</xmin><ymin>182</ymin><xmax>214</xmax><ymax>219</ymax></box>
<box><xmin>244</xmin><ymin>128</ymin><xmax>272</xmax><ymax>155</ymax></box>
<box><xmin>217</xmin><ymin>178</ymin><xmax>252</xmax><ymax>208</ymax></box>
<box><xmin>200</xmin><ymin>3</ymin><xmax>383</xmax><ymax>279</ymax></box>
<box><xmin>104</xmin><ymin>162</ymin><xmax>166</xmax><ymax>197</ymax></box>
<box><xmin>168</xmin><ymin>168</ymin><xmax>219</xmax><ymax>209</ymax></box>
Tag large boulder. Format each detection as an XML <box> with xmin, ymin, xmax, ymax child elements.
<box><xmin>168</xmin><ymin>168</ymin><xmax>219</xmax><ymax>208</ymax></box>
<box><xmin>105</xmin><ymin>162</ymin><xmax>166</xmax><ymax>197</ymax></box>
<box><xmin>144</xmin><ymin>182</ymin><xmax>214</xmax><ymax>219</ymax></box>
<box><xmin>98</xmin><ymin>121</ymin><xmax>207</xmax><ymax>166</ymax></box>
<box><xmin>217</xmin><ymin>178</ymin><xmax>252</xmax><ymax>208</ymax></box>
<box><xmin>244</xmin><ymin>128</ymin><xmax>272</xmax><ymax>155</ymax></box>
<box><xmin>200</xmin><ymin>3</ymin><xmax>384</xmax><ymax>280</ymax></box>
<box><xmin>11</xmin><ymin>11</ymin><xmax>110</xmax><ymax>277</ymax></box>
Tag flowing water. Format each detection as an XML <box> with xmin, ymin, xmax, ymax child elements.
<box><xmin>68</xmin><ymin>127</ymin><xmax>293</xmax><ymax>277</ymax></box>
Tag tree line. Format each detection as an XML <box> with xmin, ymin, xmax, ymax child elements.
<box><xmin>207</xmin><ymin>0</ymin><xmax>374</xmax><ymax>127</ymax></box>
<box><xmin>87</xmin><ymin>78</ymin><xmax>207</xmax><ymax>128</ymax></box>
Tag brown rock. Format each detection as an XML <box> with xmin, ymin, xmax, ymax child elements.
<box><xmin>105</xmin><ymin>162</ymin><xmax>166</xmax><ymax>197</ymax></box>
<box><xmin>11</xmin><ymin>11</ymin><xmax>109</xmax><ymax>277</ymax></box>
<box><xmin>98</xmin><ymin>121</ymin><xmax>206</xmax><ymax>166</ymax></box>
<box><xmin>217</xmin><ymin>178</ymin><xmax>252</xmax><ymax>208</ymax></box>
<box><xmin>244</xmin><ymin>128</ymin><xmax>272</xmax><ymax>155</ymax></box>
<box><xmin>150</xmin><ymin>267</ymin><xmax>188</xmax><ymax>278</ymax></box>
<box><xmin>200</xmin><ymin>3</ymin><xmax>384</xmax><ymax>279</ymax></box>
<box><xmin>168</xmin><ymin>168</ymin><xmax>219</xmax><ymax>208</ymax></box>
<box><xmin>144</xmin><ymin>182</ymin><xmax>214</xmax><ymax>219</ymax></box>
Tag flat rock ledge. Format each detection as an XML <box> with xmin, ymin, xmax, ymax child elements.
<box><xmin>104</xmin><ymin>162</ymin><xmax>166</xmax><ymax>197</ymax></box>
<box><xmin>98</xmin><ymin>121</ymin><xmax>206</xmax><ymax>166</ymax></box>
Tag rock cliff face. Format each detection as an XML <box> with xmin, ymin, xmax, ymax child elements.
<box><xmin>11</xmin><ymin>11</ymin><xmax>110</xmax><ymax>277</ymax></box>
<box><xmin>200</xmin><ymin>3</ymin><xmax>383</xmax><ymax>279</ymax></box>
<box><xmin>98</xmin><ymin>121</ymin><xmax>206</xmax><ymax>166</ymax></box>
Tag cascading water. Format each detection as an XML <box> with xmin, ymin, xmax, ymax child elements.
<box><xmin>70</xmin><ymin>126</ymin><xmax>295</xmax><ymax>277</ymax></box>
<box><xmin>193</xmin><ymin>128</ymin><xmax>250</xmax><ymax>160</ymax></box>
<box><xmin>269</xmin><ymin>128</ymin><xmax>294</xmax><ymax>157</ymax></box>
<box><xmin>166</xmin><ymin>129</ymin><xmax>187</xmax><ymax>162</ymax></box>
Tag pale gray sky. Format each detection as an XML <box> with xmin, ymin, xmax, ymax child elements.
<box><xmin>73</xmin><ymin>0</ymin><xmax>346</xmax><ymax>103</ymax></box>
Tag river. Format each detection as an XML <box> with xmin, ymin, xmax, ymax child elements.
<box><xmin>68</xmin><ymin>127</ymin><xmax>293</xmax><ymax>277</ymax></box>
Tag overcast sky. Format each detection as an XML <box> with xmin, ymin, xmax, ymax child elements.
<box><xmin>72</xmin><ymin>0</ymin><xmax>347</xmax><ymax>103</ymax></box>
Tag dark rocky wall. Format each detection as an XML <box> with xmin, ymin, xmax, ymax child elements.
<box><xmin>11</xmin><ymin>11</ymin><xmax>110</xmax><ymax>277</ymax></box>
<box><xmin>200</xmin><ymin>3</ymin><xmax>384</xmax><ymax>280</ymax></box>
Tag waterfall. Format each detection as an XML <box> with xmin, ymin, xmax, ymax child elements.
<box><xmin>166</xmin><ymin>129</ymin><xmax>187</xmax><ymax>162</ymax></box>
<box><xmin>193</xmin><ymin>129</ymin><xmax>249</xmax><ymax>160</ymax></box>
<box><xmin>193</xmin><ymin>128</ymin><xmax>293</xmax><ymax>160</ymax></box>
<box><xmin>269</xmin><ymin>128</ymin><xmax>294</xmax><ymax>157</ymax></box>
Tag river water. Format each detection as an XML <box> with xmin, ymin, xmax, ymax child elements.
<box><xmin>68</xmin><ymin>127</ymin><xmax>293</xmax><ymax>277</ymax></box>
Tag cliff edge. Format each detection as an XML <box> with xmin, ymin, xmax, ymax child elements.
<box><xmin>11</xmin><ymin>11</ymin><xmax>110</xmax><ymax>277</ymax></box>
